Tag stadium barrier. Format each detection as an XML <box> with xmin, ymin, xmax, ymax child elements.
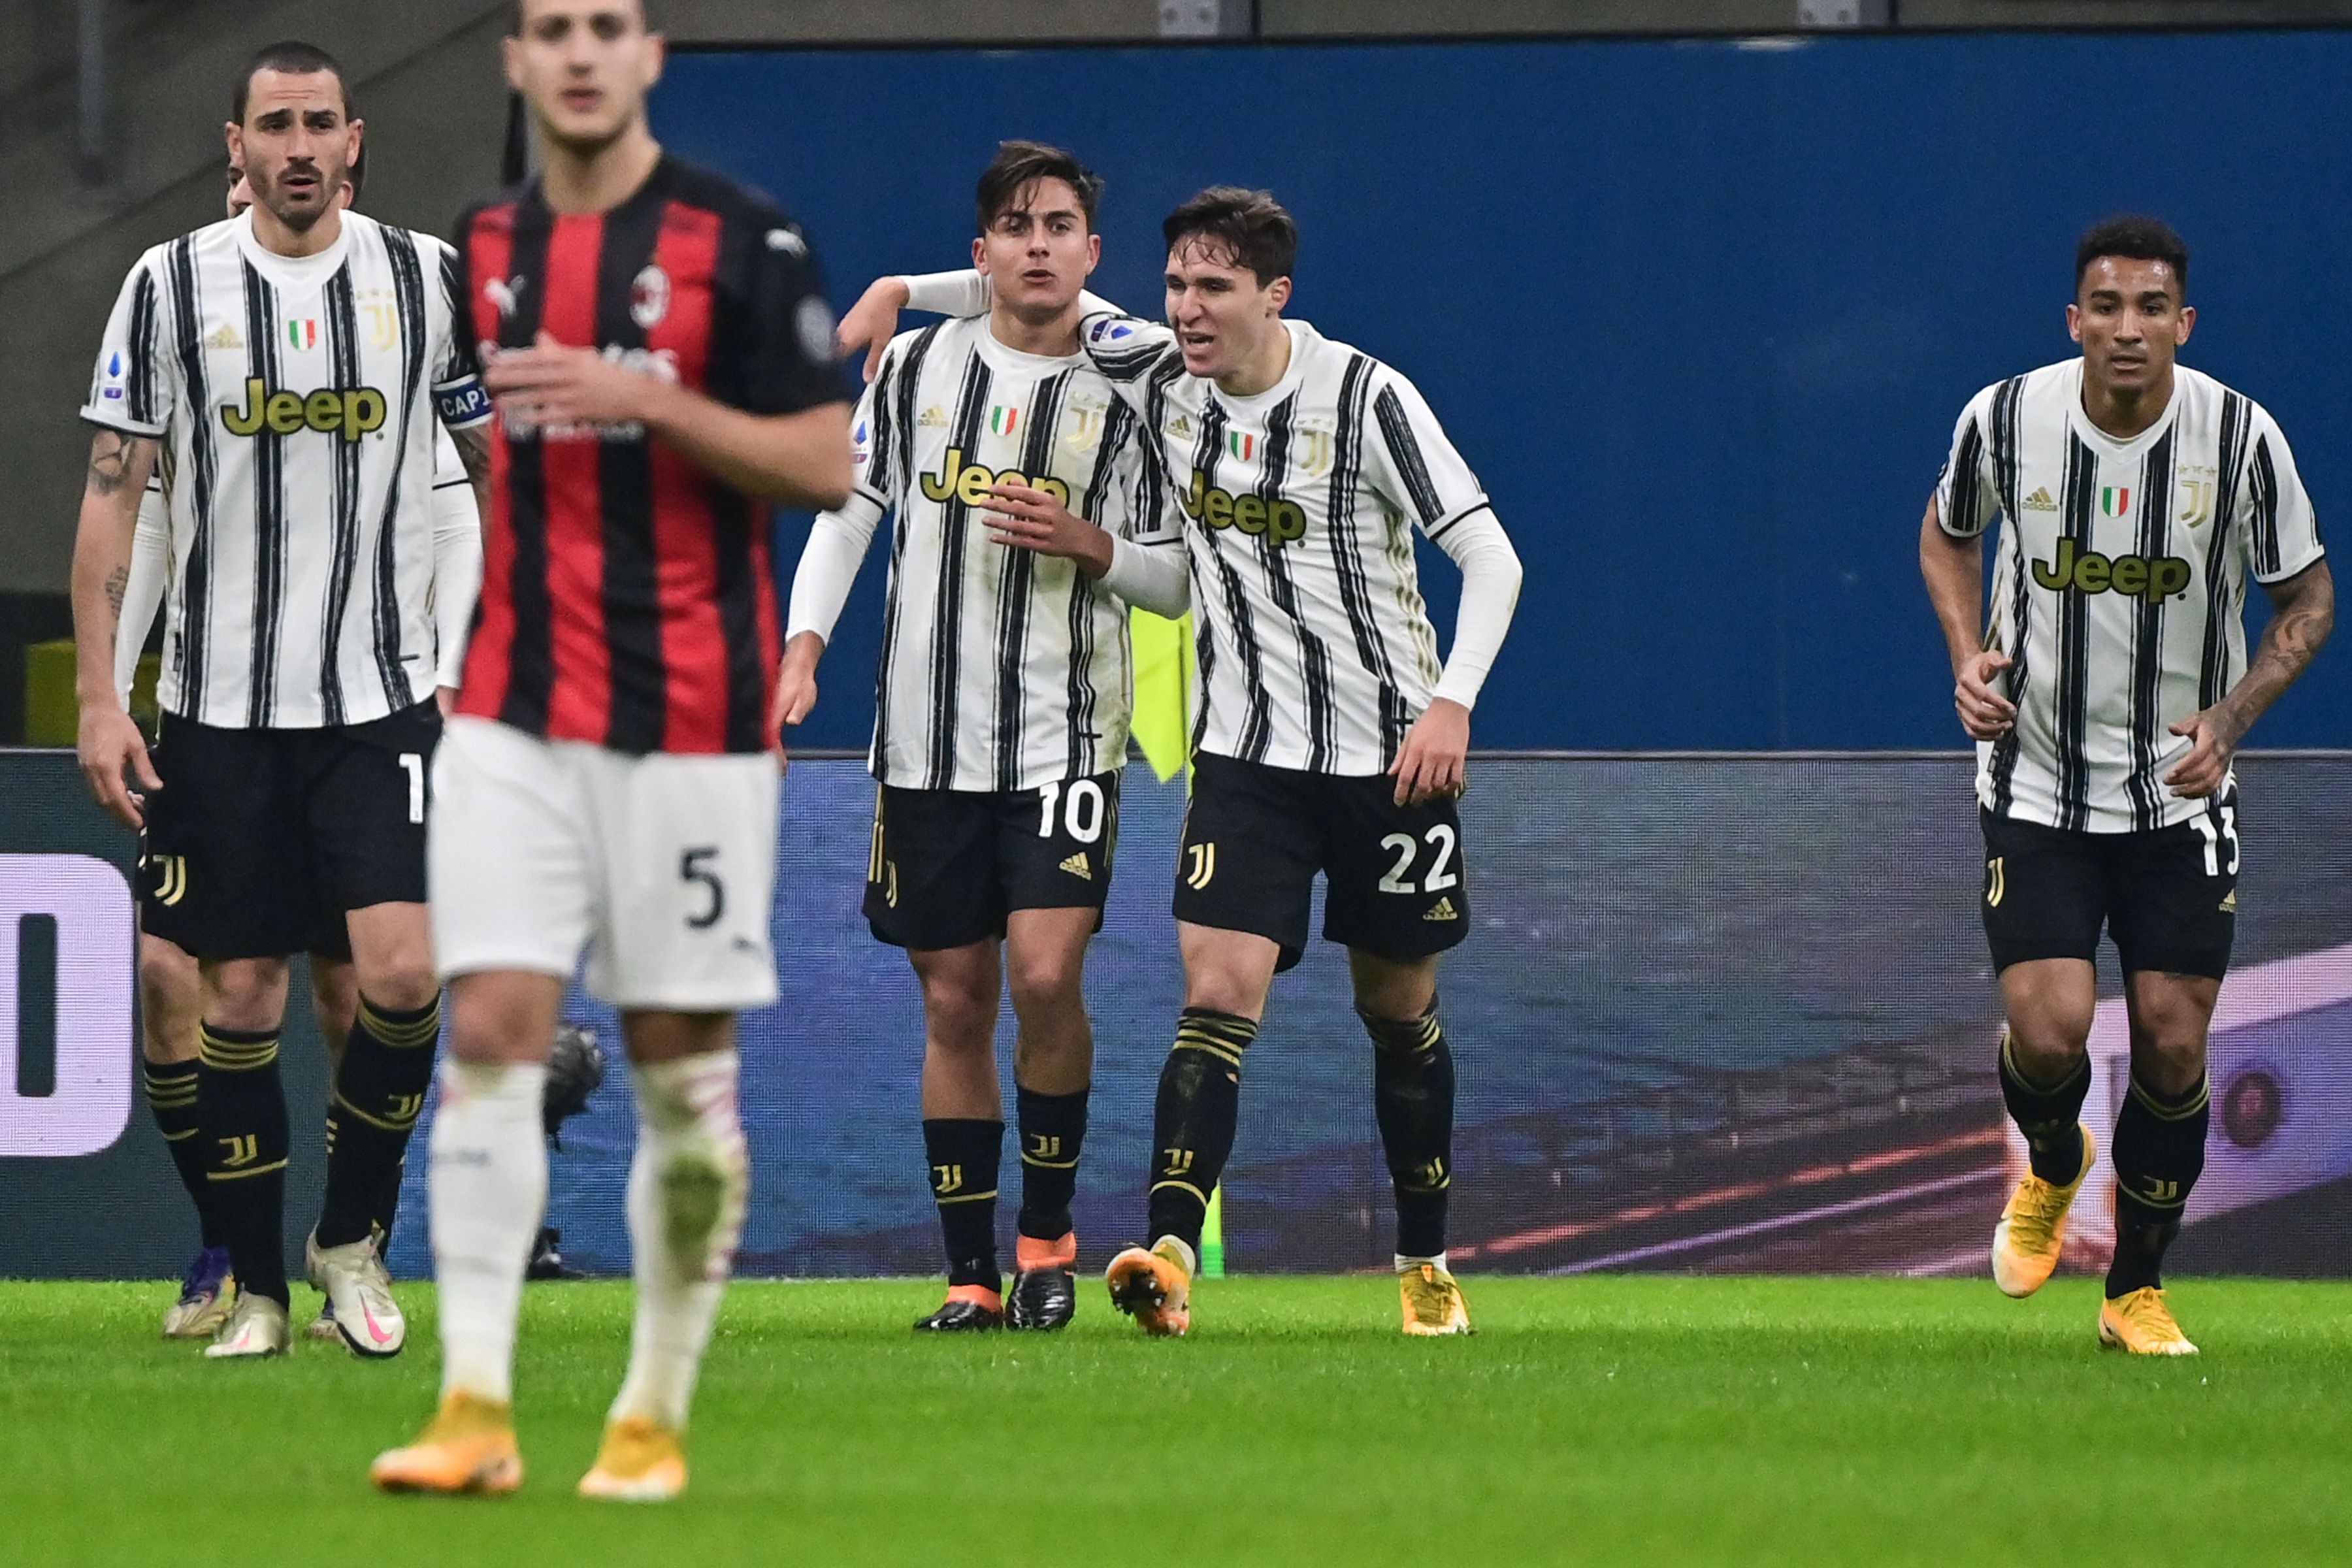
<box><xmin>6</xmin><ymin>747</ymin><xmax>2349</xmax><ymax>1281</ymax></box>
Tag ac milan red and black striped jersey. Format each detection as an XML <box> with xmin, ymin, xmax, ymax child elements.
<box><xmin>452</xmin><ymin>154</ymin><xmax>850</xmax><ymax>754</ymax></box>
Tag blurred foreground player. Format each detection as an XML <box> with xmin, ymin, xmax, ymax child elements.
<box><xmin>779</xmin><ymin>142</ymin><xmax>1185</xmax><ymax>1332</ymax></box>
<box><xmin>1921</xmin><ymin>218</ymin><xmax>2332</xmax><ymax>1354</ymax></box>
<box><xmin>73</xmin><ymin>42</ymin><xmax>493</xmax><ymax>1360</ymax></box>
<box><xmin>849</xmin><ymin>187</ymin><xmax>1523</xmax><ymax>1337</ymax></box>
<box><xmin>372</xmin><ymin>0</ymin><xmax>849</xmax><ymax>1501</ymax></box>
<box><xmin>135</xmin><ymin>159</ymin><xmax>483</xmax><ymax>1344</ymax></box>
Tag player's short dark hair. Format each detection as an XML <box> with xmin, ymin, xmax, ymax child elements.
<box><xmin>2076</xmin><ymin>216</ymin><xmax>2189</xmax><ymax>299</ymax></box>
<box><xmin>975</xmin><ymin>140</ymin><xmax>1103</xmax><ymax>235</ymax></box>
<box><xmin>233</xmin><ymin>41</ymin><xmax>353</xmax><ymax>125</ymax></box>
<box><xmin>1162</xmin><ymin>186</ymin><xmax>1297</xmax><ymax>286</ymax></box>
<box><xmin>510</xmin><ymin>0</ymin><xmax>660</xmax><ymax>34</ymax></box>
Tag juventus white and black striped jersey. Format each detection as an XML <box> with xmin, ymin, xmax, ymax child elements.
<box><xmin>80</xmin><ymin>208</ymin><xmax>488</xmax><ymax>730</ymax></box>
<box><xmin>1079</xmin><ymin>312</ymin><xmax>1492</xmax><ymax>775</ymax></box>
<box><xmin>115</xmin><ymin>429</ymin><xmax>479</xmax><ymax>704</ymax></box>
<box><xmin>1938</xmin><ymin>359</ymin><xmax>2324</xmax><ymax>832</ymax></box>
<box><xmin>800</xmin><ymin>316</ymin><xmax>1172</xmax><ymax>791</ymax></box>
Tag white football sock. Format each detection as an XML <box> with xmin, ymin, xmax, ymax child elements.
<box><xmin>610</xmin><ymin>1049</ymin><xmax>749</xmax><ymax>1432</ymax></box>
<box><xmin>1397</xmin><ymin>1251</ymin><xmax>1450</xmax><ymax>1273</ymax></box>
<box><xmin>428</xmin><ymin>1059</ymin><xmax>548</xmax><ymax>1407</ymax></box>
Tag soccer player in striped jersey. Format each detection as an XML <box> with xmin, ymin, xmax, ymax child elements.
<box><xmin>1921</xmin><ymin>218</ymin><xmax>2333</xmax><ymax>1355</ymax></box>
<box><xmin>131</xmin><ymin>159</ymin><xmax>484</xmax><ymax>1345</ymax></box>
<box><xmin>71</xmin><ymin>41</ymin><xmax>494</xmax><ymax>1362</ymax></box>
<box><xmin>780</xmin><ymin>142</ymin><xmax>1186</xmax><ymax>1334</ymax></box>
<box><xmin>844</xmin><ymin>186</ymin><xmax>1524</xmax><ymax>1338</ymax></box>
<box><xmin>372</xmin><ymin>0</ymin><xmax>850</xmax><ymax>1503</ymax></box>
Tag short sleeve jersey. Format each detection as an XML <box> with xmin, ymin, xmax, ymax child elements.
<box><xmin>80</xmin><ymin>210</ymin><xmax>487</xmax><ymax>728</ymax></box>
<box><xmin>452</xmin><ymin>154</ymin><xmax>851</xmax><ymax>755</ymax></box>
<box><xmin>1937</xmin><ymin>359</ymin><xmax>2324</xmax><ymax>832</ymax></box>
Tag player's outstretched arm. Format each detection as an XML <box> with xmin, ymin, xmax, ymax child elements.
<box><xmin>70</xmin><ymin>427</ymin><xmax>163</xmax><ymax>826</ymax></box>
<box><xmin>2166</xmin><ymin>557</ymin><xmax>2334</xmax><ymax>798</ymax></box>
<box><xmin>1919</xmin><ymin>493</ymin><xmax>2015</xmax><ymax>742</ymax></box>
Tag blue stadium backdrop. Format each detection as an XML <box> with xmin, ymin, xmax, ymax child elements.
<box><xmin>3</xmin><ymin>29</ymin><xmax>2350</xmax><ymax>1282</ymax></box>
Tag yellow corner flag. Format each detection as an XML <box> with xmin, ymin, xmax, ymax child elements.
<box><xmin>1128</xmin><ymin>608</ymin><xmax>1195</xmax><ymax>785</ymax></box>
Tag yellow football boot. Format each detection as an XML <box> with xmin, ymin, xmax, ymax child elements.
<box><xmin>1400</xmin><ymin>1262</ymin><xmax>1473</xmax><ymax>1337</ymax></box>
<box><xmin>578</xmin><ymin>1415</ymin><xmax>688</xmax><ymax>1503</ymax></box>
<box><xmin>1105</xmin><ymin>1239</ymin><xmax>1193</xmax><ymax>1337</ymax></box>
<box><xmin>1991</xmin><ymin>1124</ymin><xmax>2095</xmax><ymax>1299</ymax></box>
<box><xmin>370</xmin><ymin>1392</ymin><xmax>523</xmax><ymax>1496</ymax></box>
<box><xmin>2099</xmin><ymin>1287</ymin><xmax>2198</xmax><ymax>1356</ymax></box>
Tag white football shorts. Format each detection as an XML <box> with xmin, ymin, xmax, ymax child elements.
<box><xmin>429</xmin><ymin>715</ymin><xmax>781</xmax><ymax>1011</ymax></box>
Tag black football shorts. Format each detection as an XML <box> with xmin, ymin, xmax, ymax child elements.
<box><xmin>1173</xmin><ymin>751</ymin><xmax>1469</xmax><ymax>973</ymax></box>
<box><xmin>1979</xmin><ymin>791</ymin><xmax>2238</xmax><ymax>981</ymax></box>
<box><xmin>864</xmin><ymin>770</ymin><xmax>1119</xmax><ymax>951</ymax></box>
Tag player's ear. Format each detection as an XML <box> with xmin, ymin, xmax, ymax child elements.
<box><xmin>224</xmin><ymin>122</ymin><xmax>242</xmax><ymax>166</ymax></box>
<box><xmin>1266</xmin><ymin>276</ymin><xmax>1293</xmax><ymax>314</ymax></box>
<box><xmin>642</xmin><ymin>29</ymin><xmax>666</xmax><ymax>89</ymax></box>
<box><xmin>1085</xmin><ymin>233</ymin><xmax>1101</xmax><ymax>274</ymax></box>
<box><xmin>500</xmin><ymin>33</ymin><xmax>525</xmax><ymax>93</ymax></box>
<box><xmin>2065</xmin><ymin>302</ymin><xmax>2083</xmax><ymax>344</ymax></box>
<box><xmin>971</xmin><ymin>234</ymin><xmax>988</xmax><ymax>273</ymax></box>
<box><xmin>2176</xmin><ymin>304</ymin><xmax>2195</xmax><ymax>344</ymax></box>
<box><xmin>345</xmin><ymin>118</ymin><xmax>365</xmax><ymax>163</ymax></box>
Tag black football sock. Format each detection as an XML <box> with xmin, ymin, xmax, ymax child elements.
<box><xmin>145</xmin><ymin>1058</ymin><xmax>222</xmax><ymax>1250</ymax></box>
<box><xmin>316</xmin><ymin>994</ymin><xmax>440</xmax><ymax>1250</ymax></box>
<box><xmin>1015</xmin><ymin>1085</ymin><xmax>1088</xmax><ymax>1243</ymax></box>
<box><xmin>2107</xmin><ymin>1070</ymin><xmax>2210</xmax><ymax>1298</ymax></box>
<box><xmin>1143</xmin><ymin>1008</ymin><xmax>1257</xmax><ymax>1254</ymax></box>
<box><xmin>1998</xmin><ymin>1033</ymin><xmax>2093</xmax><ymax>1185</ymax></box>
<box><xmin>197</xmin><ymin>1024</ymin><xmax>291</xmax><ymax>1306</ymax></box>
<box><xmin>1365</xmin><ymin>1000</ymin><xmax>1456</xmax><ymax>1260</ymax></box>
<box><xmin>923</xmin><ymin>1118</ymin><xmax>1004</xmax><ymax>1290</ymax></box>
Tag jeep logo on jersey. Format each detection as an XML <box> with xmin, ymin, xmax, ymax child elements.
<box><xmin>219</xmin><ymin>379</ymin><xmax>387</xmax><ymax>442</ymax></box>
<box><xmin>919</xmin><ymin>448</ymin><xmax>1070</xmax><ymax>508</ymax></box>
<box><xmin>2031</xmin><ymin>538</ymin><xmax>2192</xmax><ymax>604</ymax></box>
<box><xmin>1181</xmin><ymin>472</ymin><xmax>1308</xmax><ymax>547</ymax></box>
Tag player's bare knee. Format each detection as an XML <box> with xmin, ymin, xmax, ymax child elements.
<box><xmin>1349</xmin><ymin>951</ymin><xmax>1438</xmax><ymax>1024</ymax></box>
<box><xmin>201</xmin><ymin>957</ymin><xmax>289</xmax><ymax>1032</ymax></box>
<box><xmin>446</xmin><ymin>975</ymin><xmax>558</xmax><ymax>1065</ymax></box>
<box><xmin>1005</xmin><ymin>951</ymin><xmax>1083</xmax><ymax>1028</ymax></box>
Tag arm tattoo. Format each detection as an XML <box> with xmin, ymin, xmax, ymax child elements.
<box><xmin>2220</xmin><ymin>563</ymin><xmax>2336</xmax><ymax>738</ymax></box>
<box><xmin>86</xmin><ymin>430</ymin><xmax>137</xmax><ymax>497</ymax></box>
<box><xmin>104</xmin><ymin>565</ymin><xmax>128</xmax><ymax>626</ymax></box>
<box><xmin>452</xmin><ymin>423</ymin><xmax>493</xmax><ymax>491</ymax></box>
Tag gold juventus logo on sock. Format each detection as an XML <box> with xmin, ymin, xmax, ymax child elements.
<box><xmin>1184</xmin><ymin>842</ymin><xmax>1217</xmax><ymax>890</ymax></box>
<box><xmin>2137</xmin><ymin>1177</ymin><xmax>2183</xmax><ymax>1205</ymax></box>
<box><xmin>150</xmin><ymin>855</ymin><xmax>189</xmax><ymax>906</ymax></box>
<box><xmin>387</xmin><ymin>1092</ymin><xmax>425</xmax><ymax>1122</ymax></box>
<box><xmin>218</xmin><ymin>1134</ymin><xmax>259</xmax><ymax>1168</ymax></box>
<box><xmin>1985</xmin><ymin>856</ymin><xmax>2006</xmax><ymax>908</ymax></box>
<box><xmin>1028</xmin><ymin>1135</ymin><xmax>1061</xmax><ymax>1160</ymax></box>
<box><xmin>1161</xmin><ymin>1147</ymin><xmax>1196</xmax><ymax>1177</ymax></box>
<box><xmin>932</xmin><ymin>1163</ymin><xmax>962</xmax><ymax>1196</ymax></box>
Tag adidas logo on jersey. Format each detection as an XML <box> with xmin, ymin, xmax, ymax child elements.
<box><xmin>206</xmin><ymin>323</ymin><xmax>242</xmax><ymax>351</ymax></box>
<box><xmin>1058</xmin><ymin>851</ymin><xmax>1092</xmax><ymax>880</ymax></box>
<box><xmin>2023</xmin><ymin>487</ymin><xmax>2058</xmax><ymax>512</ymax></box>
<box><xmin>919</xmin><ymin>404</ymin><xmax>947</xmax><ymax>429</ymax></box>
<box><xmin>1422</xmin><ymin>896</ymin><xmax>1459</xmax><ymax>923</ymax></box>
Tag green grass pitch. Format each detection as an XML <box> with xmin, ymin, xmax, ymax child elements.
<box><xmin>3</xmin><ymin>1275</ymin><xmax>2347</xmax><ymax>1565</ymax></box>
